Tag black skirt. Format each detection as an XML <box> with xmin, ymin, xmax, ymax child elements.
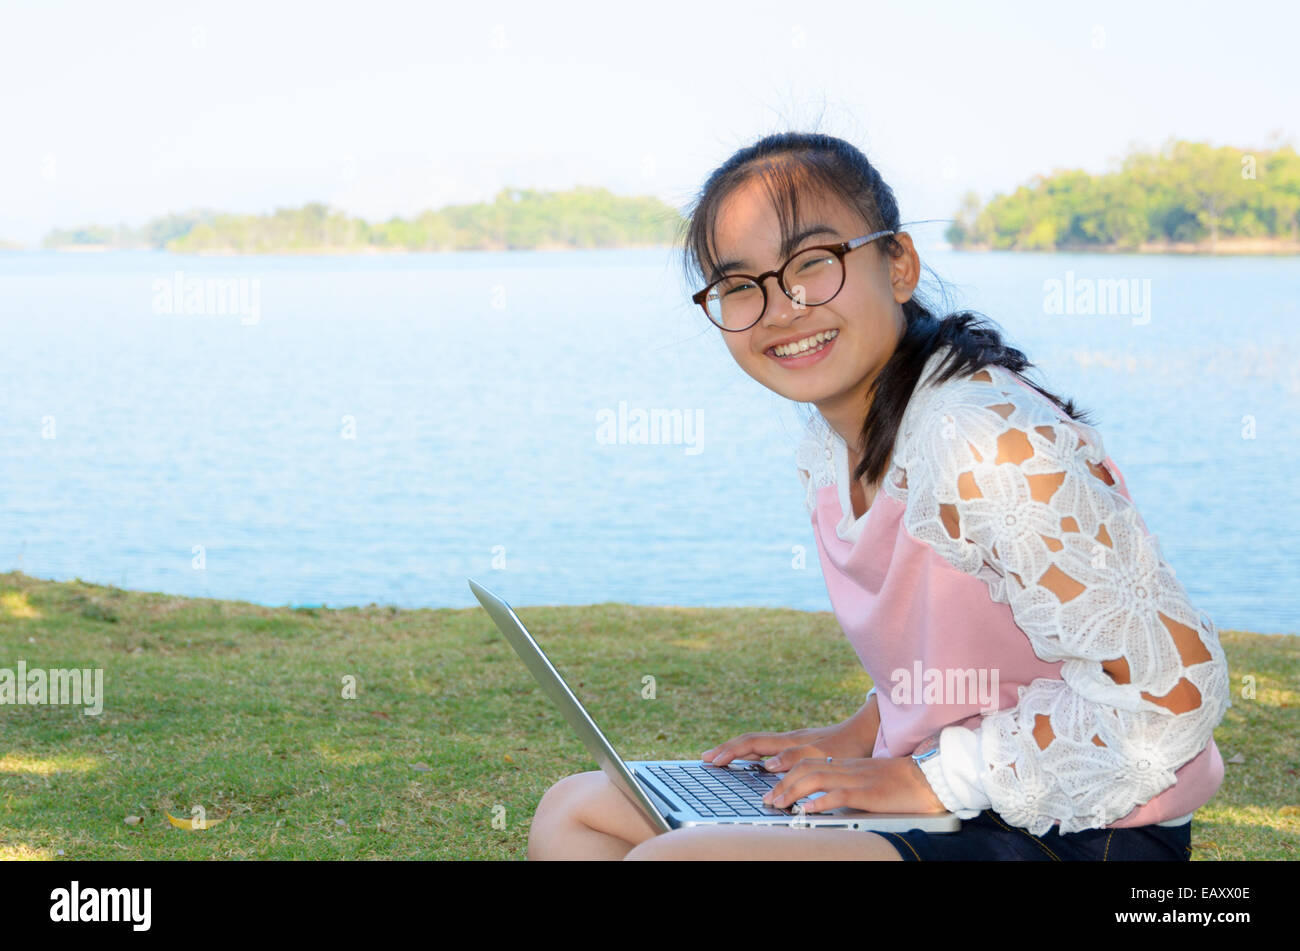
<box><xmin>880</xmin><ymin>809</ymin><xmax>1193</xmax><ymax>861</ymax></box>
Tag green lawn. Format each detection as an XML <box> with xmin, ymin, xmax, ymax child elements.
<box><xmin>0</xmin><ymin>570</ymin><xmax>1295</xmax><ymax>860</ymax></box>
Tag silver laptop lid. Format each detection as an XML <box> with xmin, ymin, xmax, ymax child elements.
<box><xmin>467</xmin><ymin>578</ymin><xmax>672</xmax><ymax>835</ymax></box>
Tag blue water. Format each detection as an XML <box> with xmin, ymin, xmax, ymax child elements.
<box><xmin>1</xmin><ymin>248</ymin><xmax>1296</xmax><ymax>634</ymax></box>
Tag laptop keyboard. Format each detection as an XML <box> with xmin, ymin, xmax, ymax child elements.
<box><xmin>643</xmin><ymin>763</ymin><xmax>799</xmax><ymax>818</ymax></box>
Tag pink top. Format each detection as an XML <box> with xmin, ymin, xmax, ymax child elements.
<box><xmin>796</xmin><ymin>344</ymin><xmax>1230</xmax><ymax>835</ymax></box>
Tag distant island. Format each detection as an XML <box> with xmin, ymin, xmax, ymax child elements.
<box><xmin>41</xmin><ymin>186</ymin><xmax>684</xmax><ymax>254</ymax></box>
<box><xmin>946</xmin><ymin>138</ymin><xmax>1300</xmax><ymax>253</ymax></box>
<box><xmin>32</xmin><ymin>139</ymin><xmax>1300</xmax><ymax>255</ymax></box>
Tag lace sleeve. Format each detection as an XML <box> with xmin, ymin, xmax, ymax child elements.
<box><xmin>903</xmin><ymin>370</ymin><xmax>1231</xmax><ymax>835</ymax></box>
<box><xmin>795</xmin><ymin>413</ymin><xmax>836</xmax><ymax>519</ymax></box>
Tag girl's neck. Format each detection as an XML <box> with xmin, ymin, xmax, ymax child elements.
<box><xmin>815</xmin><ymin>347</ymin><xmax>894</xmax><ymax>453</ymax></box>
<box><xmin>817</xmin><ymin>394</ymin><xmax>868</xmax><ymax>458</ymax></box>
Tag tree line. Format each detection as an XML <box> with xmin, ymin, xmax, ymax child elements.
<box><xmin>946</xmin><ymin>138</ymin><xmax>1300</xmax><ymax>250</ymax></box>
<box><xmin>38</xmin><ymin>140</ymin><xmax>1300</xmax><ymax>254</ymax></box>
<box><xmin>42</xmin><ymin>186</ymin><xmax>684</xmax><ymax>252</ymax></box>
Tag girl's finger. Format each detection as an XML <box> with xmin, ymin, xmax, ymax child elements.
<box><xmin>703</xmin><ymin>733</ymin><xmax>786</xmax><ymax>765</ymax></box>
<box><xmin>799</xmin><ymin>788</ymin><xmax>853</xmax><ymax>814</ymax></box>
<box><xmin>764</xmin><ymin>762</ymin><xmax>862</xmax><ymax>807</ymax></box>
<box><xmin>701</xmin><ymin>740</ymin><xmax>753</xmax><ymax>764</ymax></box>
<box><xmin>762</xmin><ymin>742</ymin><xmax>823</xmax><ymax>772</ymax></box>
<box><xmin>764</xmin><ymin>770</ymin><xmax>838</xmax><ymax>808</ymax></box>
<box><xmin>707</xmin><ymin>742</ymin><xmax>762</xmax><ymax>765</ymax></box>
<box><xmin>700</xmin><ymin>735</ymin><xmax>754</xmax><ymax>761</ymax></box>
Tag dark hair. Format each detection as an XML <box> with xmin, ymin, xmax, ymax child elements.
<box><xmin>678</xmin><ymin>131</ymin><xmax>1094</xmax><ymax>488</ymax></box>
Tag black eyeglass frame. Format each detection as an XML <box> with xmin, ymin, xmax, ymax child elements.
<box><xmin>691</xmin><ymin>229</ymin><xmax>896</xmax><ymax>332</ymax></box>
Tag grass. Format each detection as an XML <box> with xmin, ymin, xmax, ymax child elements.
<box><xmin>0</xmin><ymin>570</ymin><xmax>1296</xmax><ymax>860</ymax></box>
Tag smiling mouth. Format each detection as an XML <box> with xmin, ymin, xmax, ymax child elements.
<box><xmin>766</xmin><ymin>328</ymin><xmax>838</xmax><ymax>359</ymax></box>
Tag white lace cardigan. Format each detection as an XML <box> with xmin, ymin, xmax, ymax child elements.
<box><xmin>796</xmin><ymin>351</ymin><xmax>1231</xmax><ymax>834</ymax></box>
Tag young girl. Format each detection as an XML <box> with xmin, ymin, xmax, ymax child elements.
<box><xmin>527</xmin><ymin>132</ymin><xmax>1230</xmax><ymax>861</ymax></box>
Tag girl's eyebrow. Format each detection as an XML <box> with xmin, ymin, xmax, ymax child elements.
<box><xmin>711</xmin><ymin>224</ymin><xmax>840</xmax><ymax>280</ymax></box>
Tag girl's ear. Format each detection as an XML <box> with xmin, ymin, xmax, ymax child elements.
<box><xmin>887</xmin><ymin>232</ymin><xmax>921</xmax><ymax>304</ymax></box>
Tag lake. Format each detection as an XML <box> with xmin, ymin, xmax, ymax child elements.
<box><xmin>1</xmin><ymin>246</ymin><xmax>1296</xmax><ymax>635</ymax></box>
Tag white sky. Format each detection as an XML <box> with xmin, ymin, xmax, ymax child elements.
<box><xmin>1</xmin><ymin>0</ymin><xmax>1296</xmax><ymax>245</ymax></box>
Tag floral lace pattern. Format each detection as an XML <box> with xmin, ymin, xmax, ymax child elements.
<box><xmin>796</xmin><ymin>355</ymin><xmax>1231</xmax><ymax>835</ymax></box>
<box><xmin>795</xmin><ymin>410</ymin><xmax>840</xmax><ymax>519</ymax></box>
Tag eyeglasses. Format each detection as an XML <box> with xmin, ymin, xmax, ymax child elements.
<box><xmin>692</xmin><ymin>230</ymin><xmax>895</xmax><ymax>332</ymax></box>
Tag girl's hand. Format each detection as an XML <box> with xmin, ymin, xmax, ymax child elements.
<box><xmin>762</xmin><ymin>756</ymin><xmax>947</xmax><ymax>815</ymax></box>
<box><xmin>700</xmin><ymin>721</ymin><xmax>872</xmax><ymax>771</ymax></box>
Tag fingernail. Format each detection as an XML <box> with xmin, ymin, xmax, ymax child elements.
<box><xmin>764</xmin><ymin>757</ymin><xmax>779</xmax><ymax>770</ymax></box>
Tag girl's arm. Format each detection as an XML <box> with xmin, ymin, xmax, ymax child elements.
<box><xmin>839</xmin><ymin>687</ymin><xmax>880</xmax><ymax>753</ymax></box>
<box><xmin>902</xmin><ymin>377</ymin><xmax>1231</xmax><ymax>835</ymax></box>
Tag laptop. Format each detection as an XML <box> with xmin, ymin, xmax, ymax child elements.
<box><xmin>468</xmin><ymin>578</ymin><xmax>960</xmax><ymax>834</ymax></box>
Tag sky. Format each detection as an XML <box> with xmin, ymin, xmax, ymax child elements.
<box><xmin>1</xmin><ymin>0</ymin><xmax>1297</xmax><ymax>246</ymax></box>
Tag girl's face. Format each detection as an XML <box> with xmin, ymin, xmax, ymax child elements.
<box><xmin>707</xmin><ymin>178</ymin><xmax>919</xmax><ymax>429</ymax></box>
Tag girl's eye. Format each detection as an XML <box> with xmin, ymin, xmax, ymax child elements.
<box><xmin>722</xmin><ymin>280</ymin><xmax>756</xmax><ymax>296</ymax></box>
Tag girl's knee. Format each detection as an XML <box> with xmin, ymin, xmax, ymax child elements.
<box><xmin>536</xmin><ymin>770</ymin><xmax>603</xmax><ymax>813</ymax></box>
<box><xmin>532</xmin><ymin>771</ymin><xmax>609</xmax><ymax>834</ymax></box>
<box><xmin>529</xmin><ymin>772</ymin><xmax>600</xmax><ymax>860</ymax></box>
<box><xmin>533</xmin><ymin>769</ymin><xmax>660</xmax><ymax>853</ymax></box>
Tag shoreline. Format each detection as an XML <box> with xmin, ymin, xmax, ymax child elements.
<box><xmin>25</xmin><ymin>242</ymin><xmax>678</xmax><ymax>256</ymax></box>
<box><xmin>29</xmin><ymin>236</ymin><xmax>1300</xmax><ymax>256</ymax></box>
<box><xmin>951</xmin><ymin>237</ymin><xmax>1300</xmax><ymax>255</ymax></box>
<box><xmin>0</xmin><ymin>569</ymin><xmax>1294</xmax><ymax>635</ymax></box>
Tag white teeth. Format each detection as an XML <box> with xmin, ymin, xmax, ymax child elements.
<box><xmin>772</xmin><ymin>329</ymin><xmax>838</xmax><ymax>358</ymax></box>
